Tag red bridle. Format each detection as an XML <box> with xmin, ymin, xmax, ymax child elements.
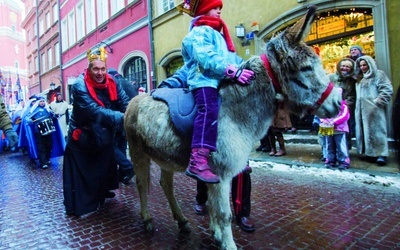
<box><xmin>260</xmin><ymin>53</ymin><xmax>334</xmax><ymax>114</ymax></box>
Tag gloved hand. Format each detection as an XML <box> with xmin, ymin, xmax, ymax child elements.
<box><xmin>5</xmin><ymin>129</ymin><xmax>18</xmax><ymax>148</ymax></box>
<box><xmin>225</xmin><ymin>65</ymin><xmax>255</xmax><ymax>85</ymax></box>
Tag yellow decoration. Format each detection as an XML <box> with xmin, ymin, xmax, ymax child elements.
<box><xmin>87</xmin><ymin>47</ymin><xmax>107</xmax><ymax>63</ymax></box>
<box><xmin>319</xmin><ymin>124</ymin><xmax>334</xmax><ymax>136</ymax></box>
<box><xmin>176</xmin><ymin>0</ymin><xmax>199</xmax><ymax>17</ymax></box>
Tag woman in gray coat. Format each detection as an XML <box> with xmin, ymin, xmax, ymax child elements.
<box><xmin>354</xmin><ymin>55</ymin><xmax>393</xmax><ymax>165</ymax></box>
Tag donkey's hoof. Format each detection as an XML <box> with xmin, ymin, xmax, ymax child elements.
<box><xmin>178</xmin><ymin>221</ymin><xmax>191</xmax><ymax>233</ymax></box>
<box><xmin>144</xmin><ymin>219</ymin><xmax>154</xmax><ymax>232</ymax></box>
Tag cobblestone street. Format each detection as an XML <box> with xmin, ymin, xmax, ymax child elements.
<box><xmin>0</xmin><ymin>145</ymin><xmax>399</xmax><ymax>249</ymax></box>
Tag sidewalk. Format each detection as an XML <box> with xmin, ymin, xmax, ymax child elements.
<box><xmin>249</xmin><ymin>130</ymin><xmax>399</xmax><ymax>175</ymax></box>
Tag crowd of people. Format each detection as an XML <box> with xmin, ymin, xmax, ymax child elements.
<box><xmin>254</xmin><ymin>44</ymin><xmax>394</xmax><ymax>169</ymax></box>
<box><xmin>0</xmin><ymin>0</ymin><xmax>397</xmax><ymax>238</ymax></box>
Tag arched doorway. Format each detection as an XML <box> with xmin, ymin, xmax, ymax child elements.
<box><xmin>123</xmin><ymin>56</ymin><xmax>147</xmax><ymax>92</ymax></box>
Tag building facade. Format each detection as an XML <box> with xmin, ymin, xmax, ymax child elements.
<box><xmin>0</xmin><ymin>0</ymin><xmax>27</xmax><ymax>110</ymax></box>
<box><xmin>152</xmin><ymin>0</ymin><xmax>398</xmax><ymax>94</ymax></box>
<box><xmin>60</xmin><ymin>0</ymin><xmax>151</xmax><ymax>103</ymax></box>
<box><xmin>21</xmin><ymin>0</ymin><xmax>62</xmax><ymax>101</ymax></box>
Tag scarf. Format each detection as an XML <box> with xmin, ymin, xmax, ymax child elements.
<box><xmin>84</xmin><ymin>70</ymin><xmax>117</xmax><ymax>107</ymax></box>
<box><xmin>193</xmin><ymin>16</ymin><xmax>235</xmax><ymax>52</ymax></box>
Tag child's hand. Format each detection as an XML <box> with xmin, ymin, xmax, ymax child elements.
<box><xmin>225</xmin><ymin>65</ymin><xmax>254</xmax><ymax>84</ymax></box>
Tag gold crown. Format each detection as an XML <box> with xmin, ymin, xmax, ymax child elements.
<box><xmin>176</xmin><ymin>0</ymin><xmax>199</xmax><ymax>17</ymax></box>
<box><xmin>87</xmin><ymin>47</ymin><xmax>107</xmax><ymax>63</ymax></box>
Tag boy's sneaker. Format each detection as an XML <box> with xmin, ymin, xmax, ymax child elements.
<box><xmin>325</xmin><ymin>163</ymin><xmax>335</xmax><ymax>169</ymax></box>
<box><xmin>338</xmin><ymin>164</ymin><xmax>349</xmax><ymax>170</ymax></box>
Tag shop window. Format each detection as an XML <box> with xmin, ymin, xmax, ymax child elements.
<box><xmin>123</xmin><ymin>57</ymin><xmax>147</xmax><ymax>91</ymax></box>
<box><xmin>312</xmin><ymin>31</ymin><xmax>374</xmax><ymax>74</ymax></box>
<box><xmin>264</xmin><ymin>8</ymin><xmax>374</xmax><ymax>75</ymax></box>
<box><xmin>166</xmin><ymin>57</ymin><xmax>184</xmax><ymax>78</ymax></box>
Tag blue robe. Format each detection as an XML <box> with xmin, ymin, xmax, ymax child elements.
<box><xmin>19</xmin><ymin>107</ymin><xmax>65</xmax><ymax>160</ymax></box>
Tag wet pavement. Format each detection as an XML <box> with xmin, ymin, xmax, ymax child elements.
<box><xmin>0</xmin><ymin>134</ymin><xmax>399</xmax><ymax>249</ymax></box>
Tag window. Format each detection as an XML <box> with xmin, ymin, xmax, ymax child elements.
<box><xmin>68</xmin><ymin>11</ymin><xmax>76</xmax><ymax>47</ymax></box>
<box><xmin>157</xmin><ymin>0</ymin><xmax>174</xmax><ymax>15</ymax></box>
<box><xmin>28</xmin><ymin>60</ymin><xmax>32</xmax><ymax>75</ymax></box>
<box><xmin>111</xmin><ymin>0</ymin><xmax>124</xmax><ymax>16</ymax></box>
<box><xmin>46</xmin><ymin>12</ymin><xmax>50</xmax><ymax>30</ymax></box>
<box><xmin>53</xmin><ymin>4</ymin><xmax>59</xmax><ymax>23</ymax></box>
<box><xmin>85</xmin><ymin>0</ymin><xmax>96</xmax><ymax>33</ymax></box>
<box><xmin>33</xmin><ymin>22</ymin><xmax>37</xmax><ymax>37</ymax></box>
<box><xmin>61</xmin><ymin>19</ymin><xmax>68</xmax><ymax>51</ymax></box>
<box><xmin>39</xmin><ymin>19</ymin><xmax>44</xmax><ymax>36</ymax></box>
<box><xmin>76</xmin><ymin>1</ymin><xmax>85</xmax><ymax>40</ymax></box>
<box><xmin>14</xmin><ymin>61</ymin><xmax>19</xmax><ymax>69</ymax></box>
<box><xmin>97</xmin><ymin>0</ymin><xmax>109</xmax><ymax>25</ymax></box>
<box><xmin>166</xmin><ymin>57</ymin><xmax>183</xmax><ymax>77</ymax></box>
<box><xmin>123</xmin><ymin>57</ymin><xmax>147</xmax><ymax>91</ymax></box>
<box><xmin>34</xmin><ymin>56</ymin><xmax>38</xmax><ymax>73</ymax></box>
<box><xmin>54</xmin><ymin>42</ymin><xmax>60</xmax><ymax>65</ymax></box>
<box><xmin>48</xmin><ymin>48</ymin><xmax>53</xmax><ymax>69</ymax></box>
<box><xmin>41</xmin><ymin>53</ymin><xmax>46</xmax><ymax>72</ymax></box>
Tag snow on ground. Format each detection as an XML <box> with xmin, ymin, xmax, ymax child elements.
<box><xmin>250</xmin><ymin>160</ymin><xmax>400</xmax><ymax>190</ymax></box>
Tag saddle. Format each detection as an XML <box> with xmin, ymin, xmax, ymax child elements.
<box><xmin>151</xmin><ymin>88</ymin><xmax>197</xmax><ymax>137</ymax></box>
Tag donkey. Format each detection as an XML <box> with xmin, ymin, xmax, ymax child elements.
<box><xmin>124</xmin><ymin>5</ymin><xmax>342</xmax><ymax>250</ymax></box>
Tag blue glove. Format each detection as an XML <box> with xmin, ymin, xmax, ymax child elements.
<box><xmin>225</xmin><ymin>65</ymin><xmax>255</xmax><ymax>85</ymax></box>
<box><xmin>5</xmin><ymin>129</ymin><xmax>18</xmax><ymax>148</ymax></box>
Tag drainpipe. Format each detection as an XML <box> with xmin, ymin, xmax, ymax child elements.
<box><xmin>36</xmin><ymin>0</ymin><xmax>41</xmax><ymax>92</ymax></box>
<box><xmin>57</xmin><ymin>0</ymin><xmax>64</xmax><ymax>97</ymax></box>
<box><xmin>147</xmin><ymin>0</ymin><xmax>157</xmax><ymax>90</ymax></box>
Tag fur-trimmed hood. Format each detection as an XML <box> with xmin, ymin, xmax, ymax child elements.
<box><xmin>335</xmin><ymin>58</ymin><xmax>355</xmax><ymax>80</ymax></box>
<box><xmin>355</xmin><ymin>55</ymin><xmax>377</xmax><ymax>79</ymax></box>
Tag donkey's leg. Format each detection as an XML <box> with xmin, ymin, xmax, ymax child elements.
<box><xmin>160</xmin><ymin>169</ymin><xmax>190</xmax><ymax>232</ymax></box>
<box><xmin>208</xmin><ymin>179</ymin><xmax>237</xmax><ymax>250</ymax></box>
<box><xmin>132</xmin><ymin>148</ymin><xmax>153</xmax><ymax>231</ymax></box>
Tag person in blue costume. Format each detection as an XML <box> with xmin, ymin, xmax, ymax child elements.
<box><xmin>25</xmin><ymin>96</ymin><xmax>65</xmax><ymax>168</ymax></box>
<box><xmin>18</xmin><ymin>95</ymin><xmax>43</xmax><ymax>156</ymax></box>
<box><xmin>12</xmin><ymin>100</ymin><xmax>25</xmax><ymax>138</ymax></box>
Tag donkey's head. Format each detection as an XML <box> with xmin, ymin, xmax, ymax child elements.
<box><xmin>266</xmin><ymin>5</ymin><xmax>341</xmax><ymax>118</ymax></box>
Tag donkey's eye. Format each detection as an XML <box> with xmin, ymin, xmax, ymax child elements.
<box><xmin>293</xmin><ymin>78</ymin><xmax>309</xmax><ymax>89</ymax></box>
<box><xmin>300</xmin><ymin>66</ymin><xmax>312</xmax><ymax>72</ymax></box>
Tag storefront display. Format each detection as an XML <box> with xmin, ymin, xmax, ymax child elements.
<box><xmin>312</xmin><ymin>31</ymin><xmax>374</xmax><ymax>73</ymax></box>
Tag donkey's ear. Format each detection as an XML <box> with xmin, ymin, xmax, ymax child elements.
<box><xmin>286</xmin><ymin>5</ymin><xmax>317</xmax><ymax>44</ymax></box>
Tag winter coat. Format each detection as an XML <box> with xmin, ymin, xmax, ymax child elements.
<box><xmin>320</xmin><ymin>101</ymin><xmax>349</xmax><ymax>134</ymax></box>
<box><xmin>354</xmin><ymin>55</ymin><xmax>393</xmax><ymax>157</ymax></box>
<box><xmin>328</xmin><ymin>58</ymin><xmax>357</xmax><ymax>111</ymax></box>
<box><xmin>272</xmin><ymin>104</ymin><xmax>292</xmax><ymax>130</ymax></box>
<box><xmin>68</xmin><ymin>76</ymin><xmax>129</xmax><ymax>150</ymax></box>
<box><xmin>0</xmin><ymin>95</ymin><xmax>12</xmax><ymax>131</ymax></box>
<box><xmin>181</xmin><ymin>22</ymin><xmax>243</xmax><ymax>91</ymax></box>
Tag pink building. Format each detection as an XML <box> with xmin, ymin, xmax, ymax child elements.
<box><xmin>0</xmin><ymin>0</ymin><xmax>27</xmax><ymax>109</ymax></box>
<box><xmin>21</xmin><ymin>0</ymin><xmax>62</xmax><ymax>101</ymax></box>
<box><xmin>60</xmin><ymin>0</ymin><xmax>152</xmax><ymax>103</ymax></box>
